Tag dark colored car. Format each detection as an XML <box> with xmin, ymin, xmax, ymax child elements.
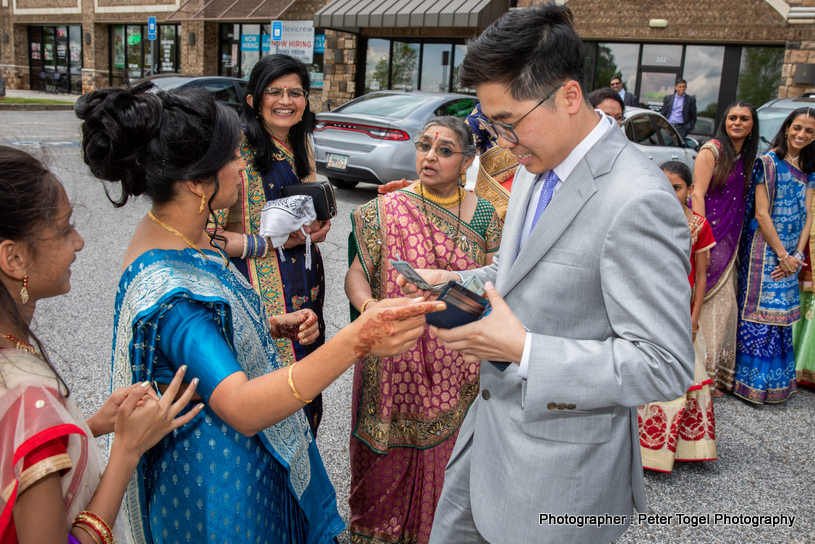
<box><xmin>688</xmin><ymin>116</ymin><xmax>715</xmax><ymax>147</ymax></box>
<box><xmin>312</xmin><ymin>90</ymin><xmax>478</xmax><ymax>189</ymax></box>
<box><xmin>757</xmin><ymin>93</ymin><xmax>815</xmax><ymax>154</ymax></box>
<box><xmin>139</xmin><ymin>74</ymin><xmax>247</xmax><ymax>114</ymax></box>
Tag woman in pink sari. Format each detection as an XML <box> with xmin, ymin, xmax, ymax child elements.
<box><xmin>345</xmin><ymin>116</ymin><xmax>502</xmax><ymax>544</ymax></box>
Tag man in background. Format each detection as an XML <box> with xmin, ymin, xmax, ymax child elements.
<box><xmin>610</xmin><ymin>75</ymin><xmax>637</xmax><ymax>107</ymax></box>
<box><xmin>660</xmin><ymin>78</ymin><xmax>697</xmax><ymax>137</ymax></box>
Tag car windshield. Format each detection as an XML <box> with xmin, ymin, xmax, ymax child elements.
<box><xmin>758</xmin><ymin>110</ymin><xmax>790</xmax><ymax>147</ymax></box>
<box><xmin>338</xmin><ymin>94</ymin><xmax>435</xmax><ymax>119</ymax></box>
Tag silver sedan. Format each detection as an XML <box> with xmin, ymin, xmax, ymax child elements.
<box><xmin>313</xmin><ymin>90</ymin><xmax>478</xmax><ymax>189</ymax></box>
<box><xmin>622</xmin><ymin>107</ymin><xmax>698</xmax><ymax>168</ymax></box>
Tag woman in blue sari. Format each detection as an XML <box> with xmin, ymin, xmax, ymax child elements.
<box><xmin>213</xmin><ymin>55</ymin><xmax>329</xmax><ymax>435</ymax></box>
<box><xmin>734</xmin><ymin>107</ymin><xmax>815</xmax><ymax>404</ymax></box>
<box><xmin>76</xmin><ymin>84</ymin><xmax>442</xmax><ymax>543</ymax></box>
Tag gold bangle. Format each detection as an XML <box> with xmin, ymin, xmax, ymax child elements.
<box><xmin>72</xmin><ymin>522</ymin><xmax>103</xmax><ymax>544</ymax></box>
<box><xmin>288</xmin><ymin>363</ymin><xmax>313</xmax><ymax>404</ymax></box>
<box><xmin>360</xmin><ymin>298</ymin><xmax>377</xmax><ymax>313</ymax></box>
<box><xmin>76</xmin><ymin>511</ymin><xmax>113</xmax><ymax>544</ymax></box>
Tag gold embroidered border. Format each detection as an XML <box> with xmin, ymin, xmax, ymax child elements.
<box><xmin>17</xmin><ymin>453</ymin><xmax>72</xmax><ymax>495</ymax></box>
<box><xmin>239</xmin><ymin>137</ymin><xmax>296</xmax><ymax>366</ymax></box>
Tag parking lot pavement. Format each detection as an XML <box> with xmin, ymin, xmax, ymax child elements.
<box><xmin>5</xmin><ymin>111</ymin><xmax>814</xmax><ymax>543</ymax></box>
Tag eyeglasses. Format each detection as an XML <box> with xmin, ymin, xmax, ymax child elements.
<box><xmin>414</xmin><ymin>141</ymin><xmax>465</xmax><ymax>158</ymax></box>
<box><xmin>485</xmin><ymin>83</ymin><xmax>565</xmax><ymax>144</ymax></box>
<box><xmin>263</xmin><ymin>87</ymin><xmax>308</xmax><ymax>99</ymax></box>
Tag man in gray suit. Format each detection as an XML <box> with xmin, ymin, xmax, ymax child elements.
<box><xmin>402</xmin><ymin>5</ymin><xmax>695</xmax><ymax>543</ymax></box>
<box><xmin>610</xmin><ymin>75</ymin><xmax>638</xmax><ymax>107</ymax></box>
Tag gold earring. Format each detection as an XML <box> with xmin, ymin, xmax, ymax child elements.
<box><xmin>199</xmin><ymin>191</ymin><xmax>207</xmax><ymax>214</ymax></box>
<box><xmin>20</xmin><ymin>275</ymin><xmax>29</xmax><ymax>304</ymax></box>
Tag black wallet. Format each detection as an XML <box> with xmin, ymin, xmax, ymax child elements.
<box><xmin>280</xmin><ymin>181</ymin><xmax>337</xmax><ymax>221</ymax></box>
<box><xmin>425</xmin><ymin>281</ymin><xmax>491</xmax><ymax>329</ymax></box>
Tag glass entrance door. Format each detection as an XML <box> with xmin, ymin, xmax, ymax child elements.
<box><xmin>639</xmin><ymin>71</ymin><xmax>679</xmax><ymax>111</ymax></box>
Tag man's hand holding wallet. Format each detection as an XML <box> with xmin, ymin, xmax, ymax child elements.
<box><xmin>395</xmin><ymin>264</ymin><xmax>527</xmax><ymax>364</ymax></box>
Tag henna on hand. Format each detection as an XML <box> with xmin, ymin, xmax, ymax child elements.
<box><xmin>352</xmin><ymin>301</ymin><xmax>443</xmax><ymax>358</ymax></box>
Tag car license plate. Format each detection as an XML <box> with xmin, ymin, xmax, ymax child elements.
<box><xmin>327</xmin><ymin>153</ymin><xmax>348</xmax><ymax>170</ymax></box>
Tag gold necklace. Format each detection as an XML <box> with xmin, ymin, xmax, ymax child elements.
<box><xmin>0</xmin><ymin>333</ymin><xmax>41</xmax><ymax>357</ymax></box>
<box><xmin>148</xmin><ymin>210</ymin><xmax>228</xmax><ymax>265</ymax></box>
<box><xmin>419</xmin><ymin>183</ymin><xmax>463</xmax><ymax>263</ymax></box>
<box><xmin>420</xmin><ymin>185</ymin><xmax>464</xmax><ymax>207</ymax></box>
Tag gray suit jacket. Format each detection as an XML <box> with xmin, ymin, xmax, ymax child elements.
<box><xmin>449</xmin><ymin>126</ymin><xmax>694</xmax><ymax>543</ymax></box>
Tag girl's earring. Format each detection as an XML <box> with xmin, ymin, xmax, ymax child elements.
<box><xmin>199</xmin><ymin>191</ymin><xmax>207</xmax><ymax>214</ymax></box>
<box><xmin>20</xmin><ymin>275</ymin><xmax>29</xmax><ymax>304</ymax></box>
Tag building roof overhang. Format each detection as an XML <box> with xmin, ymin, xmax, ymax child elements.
<box><xmin>165</xmin><ymin>0</ymin><xmax>296</xmax><ymax>22</ymax></box>
<box><xmin>313</xmin><ymin>0</ymin><xmax>509</xmax><ymax>33</ymax></box>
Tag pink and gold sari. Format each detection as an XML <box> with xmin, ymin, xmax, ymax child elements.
<box><xmin>0</xmin><ymin>350</ymin><xmax>133</xmax><ymax>543</ymax></box>
<box><xmin>348</xmin><ymin>189</ymin><xmax>500</xmax><ymax>544</ymax></box>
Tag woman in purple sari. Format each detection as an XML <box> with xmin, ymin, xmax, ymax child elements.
<box><xmin>344</xmin><ymin>116</ymin><xmax>502</xmax><ymax>544</ymax></box>
<box><xmin>691</xmin><ymin>101</ymin><xmax>759</xmax><ymax>392</ymax></box>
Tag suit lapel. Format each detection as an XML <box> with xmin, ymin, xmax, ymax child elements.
<box><xmin>501</xmin><ymin>161</ymin><xmax>597</xmax><ymax>294</ymax></box>
<box><xmin>494</xmin><ymin>167</ymin><xmax>538</xmax><ymax>291</ymax></box>
<box><xmin>498</xmin><ymin>126</ymin><xmax>627</xmax><ymax>296</ymax></box>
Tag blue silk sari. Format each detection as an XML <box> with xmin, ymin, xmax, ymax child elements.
<box><xmin>111</xmin><ymin>249</ymin><xmax>343</xmax><ymax>543</ymax></box>
<box><xmin>735</xmin><ymin>152</ymin><xmax>815</xmax><ymax>403</ymax></box>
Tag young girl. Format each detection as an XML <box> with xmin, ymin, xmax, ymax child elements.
<box><xmin>0</xmin><ymin>146</ymin><xmax>201</xmax><ymax>544</ymax></box>
<box><xmin>638</xmin><ymin>161</ymin><xmax>718</xmax><ymax>472</ymax></box>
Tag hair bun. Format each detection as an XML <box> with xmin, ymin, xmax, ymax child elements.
<box><xmin>77</xmin><ymin>86</ymin><xmax>163</xmax><ymax>203</ymax></box>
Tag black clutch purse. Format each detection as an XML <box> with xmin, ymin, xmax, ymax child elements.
<box><xmin>280</xmin><ymin>181</ymin><xmax>337</xmax><ymax>221</ymax></box>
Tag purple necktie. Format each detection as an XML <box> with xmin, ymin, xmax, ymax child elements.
<box><xmin>529</xmin><ymin>170</ymin><xmax>560</xmax><ymax>234</ymax></box>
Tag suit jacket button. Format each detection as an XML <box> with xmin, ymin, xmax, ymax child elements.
<box><xmin>556</xmin><ymin>403</ymin><xmax>567</xmax><ymax>410</ymax></box>
<box><xmin>547</xmin><ymin>402</ymin><xmax>557</xmax><ymax>410</ymax></box>
<box><xmin>482</xmin><ymin>389</ymin><xmax>490</xmax><ymax>400</ymax></box>
<box><xmin>566</xmin><ymin>403</ymin><xmax>576</xmax><ymax>410</ymax></box>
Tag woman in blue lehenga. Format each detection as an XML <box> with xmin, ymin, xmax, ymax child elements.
<box><xmin>734</xmin><ymin>107</ymin><xmax>815</xmax><ymax>404</ymax></box>
<box><xmin>76</xmin><ymin>83</ymin><xmax>441</xmax><ymax>543</ymax></box>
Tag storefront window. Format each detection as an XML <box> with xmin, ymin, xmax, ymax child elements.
<box><xmin>68</xmin><ymin>26</ymin><xmax>82</xmax><ymax>93</ymax></box>
<box><xmin>126</xmin><ymin>26</ymin><xmax>143</xmax><ymax>80</ymax></box>
<box><xmin>683</xmin><ymin>45</ymin><xmax>725</xmax><ymax>119</ymax></box>
<box><xmin>28</xmin><ymin>26</ymin><xmax>82</xmax><ymax>93</ymax></box>
<box><xmin>452</xmin><ymin>44</ymin><xmax>468</xmax><ymax>93</ymax></box>
<box><xmin>421</xmin><ymin>43</ymin><xmax>452</xmax><ymax>92</ymax></box>
<box><xmin>109</xmin><ymin>24</ymin><xmax>178</xmax><ymax>85</ymax></box>
<box><xmin>111</xmin><ymin>26</ymin><xmax>126</xmax><ymax>87</ymax></box>
<box><xmin>159</xmin><ymin>26</ymin><xmax>178</xmax><ymax>74</ymax></box>
<box><xmin>220</xmin><ymin>24</ymin><xmax>240</xmax><ymax>78</ymax></box>
<box><xmin>240</xmin><ymin>24</ymin><xmax>261</xmax><ymax>80</ymax></box>
<box><xmin>736</xmin><ymin>46</ymin><xmax>784</xmax><ymax>110</ymax></box>
<box><xmin>389</xmin><ymin>41</ymin><xmax>419</xmax><ymax>91</ymax></box>
<box><xmin>592</xmin><ymin>43</ymin><xmax>639</xmax><ymax>89</ymax></box>
<box><xmin>364</xmin><ymin>39</ymin><xmax>468</xmax><ymax>94</ymax></box>
<box><xmin>365</xmin><ymin>38</ymin><xmax>390</xmax><ymax>92</ymax></box>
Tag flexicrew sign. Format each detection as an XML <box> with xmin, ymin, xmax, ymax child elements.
<box><xmin>270</xmin><ymin>21</ymin><xmax>315</xmax><ymax>64</ymax></box>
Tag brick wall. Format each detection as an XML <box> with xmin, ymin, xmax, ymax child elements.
<box><xmin>320</xmin><ymin>29</ymin><xmax>357</xmax><ymax>111</ymax></box>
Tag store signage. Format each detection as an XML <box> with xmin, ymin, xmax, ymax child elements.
<box><xmin>241</xmin><ymin>34</ymin><xmax>260</xmax><ymax>51</ymax></box>
<box><xmin>314</xmin><ymin>34</ymin><xmax>325</xmax><ymax>54</ymax></box>
<box><xmin>270</xmin><ymin>20</ymin><xmax>314</xmax><ymax>64</ymax></box>
<box><xmin>147</xmin><ymin>16</ymin><xmax>156</xmax><ymax>41</ymax></box>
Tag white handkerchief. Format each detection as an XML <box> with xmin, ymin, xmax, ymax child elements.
<box><xmin>258</xmin><ymin>195</ymin><xmax>317</xmax><ymax>268</ymax></box>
